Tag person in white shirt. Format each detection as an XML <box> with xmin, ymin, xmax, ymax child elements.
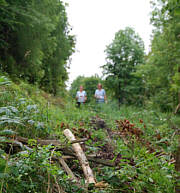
<box><xmin>94</xmin><ymin>83</ymin><xmax>107</xmax><ymax>103</ymax></box>
<box><xmin>76</xmin><ymin>85</ymin><xmax>87</xmax><ymax>107</ymax></box>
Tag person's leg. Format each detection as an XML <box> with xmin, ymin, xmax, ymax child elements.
<box><xmin>76</xmin><ymin>102</ymin><xmax>80</xmax><ymax>108</ymax></box>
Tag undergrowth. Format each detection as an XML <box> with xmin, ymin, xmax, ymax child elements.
<box><xmin>0</xmin><ymin>75</ymin><xmax>179</xmax><ymax>193</ymax></box>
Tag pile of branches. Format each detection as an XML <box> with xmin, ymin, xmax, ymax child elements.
<box><xmin>1</xmin><ymin>116</ymin><xmax>176</xmax><ymax>192</ymax></box>
<box><xmin>0</xmin><ymin>127</ymin><xmax>115</xmax><ymax>192</ymax></box>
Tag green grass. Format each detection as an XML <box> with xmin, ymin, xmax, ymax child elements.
<box><xmin>0</xmin><ymin>75</ymin><xmax>179</xmax><ymax>193</ymax></box>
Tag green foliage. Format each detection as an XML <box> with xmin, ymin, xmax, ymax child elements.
<box><xmin>115</xmin><ymin>148</ymin><xmax>176</xmax><ymax>193</ymax></box>
<box><xmin>1</xmin><ymin>144</ymin><xmax>76</xmax><ymax>193</ymax></box>
<box><xmin>0</xmin><ymin>75</ymin><xmax>87</xmax><ymax>192</ymax></box>
<box><xmin>0</xmin><ymin>0</ymin><xmax>75</xmax><ymax>95</ymax></box>
<box><xmin>0</xmin><ymin>73</ymin><xmax>179</xmax><ymax>192</ymax></box>
<box><xmin>92</xmin><ymin>102</ymin><xmax>179</xmax><ymax>193</ymax></box>
<box><xmin>135</xmin><ymin>0</ymin><xmax>180</xmax><ymax>111</ymax></box>
<box><xmin>0</xmin><ymin>76</ymin><xmax>51</xmax><ymax>138</ymax></box>
<box><xmin>0</xmin><ymin>76</ymin><xmax>11</xmax><ymax>86</ymax></box>
<box><xmin>103</xmin><ymin>27</ymin><xmax>145</xmax><ymax>106</ymax></box>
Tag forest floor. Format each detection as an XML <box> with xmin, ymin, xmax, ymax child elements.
<box><xmin>0</xmin><ymin>76</ymin><xmax>180</xmax><ymax>193</ymax></box>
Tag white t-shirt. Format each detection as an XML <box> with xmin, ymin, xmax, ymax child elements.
<box><xmin>95</xmin><ymin>89</ymin><xmax>106</xmax><ymax>102</ymax></box>
<box><xmin>76</xmin><ymin>91</ymin><xmax>87</xmax><ymax>103</ymax></box>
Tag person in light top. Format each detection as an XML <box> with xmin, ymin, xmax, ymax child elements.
<box><xmin>94</xmin><ymin>83</ymin><xmax>107</xmax><ymax>103</ymax></box>
<box><xmin>76</xmin><ymin>85</ymin><xmax>87</xmax><ymax>107</ymax></box>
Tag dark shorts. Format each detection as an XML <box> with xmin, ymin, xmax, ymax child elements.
<box><xmin>76</xmin><ymin>102</ymin><xmax>84</xmax><ymax>108</ymax></box>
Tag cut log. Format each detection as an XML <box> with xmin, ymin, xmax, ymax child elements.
<box><xmin>63</xmin><ymin>129</ymin><xmax>96</xmax><ymax>184</ymax></box>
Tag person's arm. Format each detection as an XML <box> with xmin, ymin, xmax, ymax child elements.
<box><xmin>104</xmin><ymin>90</ymin><xmax>107</xmax><ymax>102</ymax></box>
<box><xmin>84</xmin><ymin>91</ymin><xmax>87</xmax><ymax>102</ymax></box>
<box><xmin>94</xmin><ymin>90</ymin><xmax>97</xmax><ymax>98</ymax></box>
<box><xmin>104</xmin><ymin>94</ymin><xmax>107</xmax><ymax>101</ymax></box>
<box><xmin>76</xmin><ymin>92</ymin><xmax>79</xmax><ymax>101</ymax></box>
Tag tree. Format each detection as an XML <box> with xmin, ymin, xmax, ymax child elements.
<box><xmin>136</xmin><ymin>0</ymin><xmax>180</xmax><ymax>111</ymax></box>
<box><xmin>102</xmin><ymin>27</ymin><xmax>145</xmax><ymax>106</ymax></box>
<box><xmin>0</xmin><ymin>0</ymin><xmax>75</xmax><ymax>95</ymax></box>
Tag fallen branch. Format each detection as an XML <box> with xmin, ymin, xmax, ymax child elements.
<box><xmin>16</xmin><ymin>136</ymin><xmax>62</xmax><ymax>146</ymax></box>
<box><xmin>15</xmin><ymin>136</ymin><xmax>88</xmax><ymax>146</ymax></box>
<box><xmin>2</xmin><ymin>137</ymin><xmax>116</xmax><ymax>167</ymax></box>
<box><xmin>87</xmin><ymin>156</ymin><xmax>115</xmax><ymax>167</ymax></box>
<box><xmin>61</xmin><ymin>154</ymin><xmax>115</xmax><ymax>167</ymax></box>
<box><xmin>58</xmin><ymin>157</ymin><xmax>79</xmax><ymax>183</ymax></box>
<box><xmin>63</xmin><ymin>129</ymin><xmax>96</xmax><ymax>184</ymax></box>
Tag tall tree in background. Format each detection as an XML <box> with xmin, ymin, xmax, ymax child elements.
<box><xmin>0</xmin><ymin>0</ymin><xmax>75</xmax><ymax>95</ymax></box>
<box><xmin>39</xmin><ymin>0</ymin><xmax>75</xmax><ymax>95</ymax></box>
<box><xmin>102</xmin><ymin>27</ymin><xmax>145</xmax><ymax>106</ymax></box>
<box><xmin>136</xmin><ymin>0</ymin><xmax>180</xmax><ymax>111</ymax></box>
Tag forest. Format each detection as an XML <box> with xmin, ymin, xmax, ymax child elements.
<box><xmin>0</xmin><ymin>0</ymin><xmax>180</xmax><ymax>192</ymax></box>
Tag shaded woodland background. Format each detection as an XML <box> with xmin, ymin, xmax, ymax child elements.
<box><xmin>1</xmin><ymin>0</ymin><xmax>180</xmax><ymax>111</ymax></box>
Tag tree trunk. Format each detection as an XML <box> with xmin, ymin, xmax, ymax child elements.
<box><xmin>63</xmin><ymin>129</ymin><xmax>96</xmax><ymax>185</ymax></box>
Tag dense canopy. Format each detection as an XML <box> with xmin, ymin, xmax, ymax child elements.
<box><xmin>0</xmin><ymin>0</ymin><xmax>75</xmax><ymax>95</ymax></box>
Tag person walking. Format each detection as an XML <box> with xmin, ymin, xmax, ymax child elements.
<box><xmin>76</xmin><ymin>85</ymin><xmax>87</xmax><ymax>107</ymax></box>
<box><xmin>94</xmin><ymin>83</ymin><xmax>107</xmax><ymax>103</ymax></box>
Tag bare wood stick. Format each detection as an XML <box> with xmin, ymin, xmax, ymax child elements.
<box><xmin>61</xmin><ymin>155</ymin><xmax>115</xmax><ymax>167</ymax></box>
<box><xmin>15</xmin><ymin>136</ymin><xmax>88</xmax><ymax>146</ymax></box>
<box><xmin>3</xmin><ymin>139</ymin><xmax>115</xmax><ymax>167</ymax></box>
<box><xmin>58</xmin><ymin>157</ymin><xmax>78</xmax><ymax>183</ymax></box>
<box><xmin>60</xmin><ymin>147</ymin><xmax>116</xmax><ymax>167</ymax></box>
<box><xmin>62</xmin><ymin>154</ymin><xmax>101</xmax><ymax>159</ymax></box>
<box><xmin>16</xmin><ymin>136</ymin><xmax>62</xmax><ymax>146</ymax></box>
<box><xmin>53</xmin><ymin>174</ymin><xmax>67</xmax><ymax>193</ymax></box>
<box><xmin>47</xmin><ymin>171</ymin><xmax>50</xmax><ymax>193</ymax></box>
<box><xmin>71</xmin><ymin>138</ymin><xmax>88</xmax><ymax>144</ymax></box>
<box><xmin>87</xmin><ymin>157</ymin><xmax>115</xmax><ymax>167</ymax></box>
<box><xmin>63</xmin><ymin>129</ymin><xmax>96</xmax><ymax>184</ymax></box>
